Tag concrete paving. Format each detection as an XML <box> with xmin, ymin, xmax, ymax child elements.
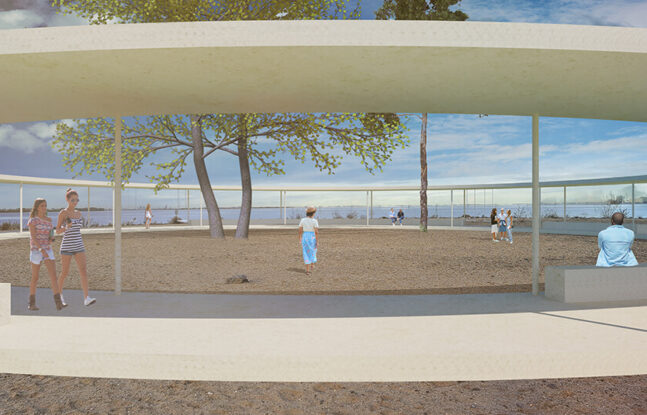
<box><xmin>2</xmin><ymin>285</ymin><xmax>646</xmax><ymax>381</ymax></box>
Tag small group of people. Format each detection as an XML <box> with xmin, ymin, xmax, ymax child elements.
<box><xmin>389</xmin><ymin>208</ymin><xmax>405</xmax><ymax>226</ymax></box>
<box><xmin>27</xmin><ymin>188</ymin><xmax>95</xmax><ymax>311</ymax></box>
<box><xmin>490</xmin><ymin>208</ymin><xmax>514</xmax><ymax>244</ymax></box>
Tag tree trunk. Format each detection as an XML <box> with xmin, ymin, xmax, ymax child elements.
<box><xmin>191</xmin><ymin>115</ymin><xmax>225</xmax><ymax>238</ymax></box>
<box><xmin>420</xmin><ymin>112</ymin><xmax>428</xmax><ymax>232</ymax></box>
<box><xmin>235</xmin><ymin>115</ymin><xmax>253</xmax><ymax>239</ymax></box>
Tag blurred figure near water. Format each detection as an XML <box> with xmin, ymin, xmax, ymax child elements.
<box><xmin>145</xmin><ymin>204</ymin><xmax>153</xmax><ymax>229</ymax></box>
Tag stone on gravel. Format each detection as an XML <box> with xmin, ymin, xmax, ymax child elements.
<box><xmin>225</xmin><ymin>275</ymin><xmax>249</xmax><ymax>284</ymax></box>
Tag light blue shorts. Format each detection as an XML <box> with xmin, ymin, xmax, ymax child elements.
<box><xmin>30</xmin><ymin>248</ymin><xmax>55</xmax><ymax>265</ymax></box>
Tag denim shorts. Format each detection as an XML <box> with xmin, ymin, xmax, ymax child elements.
<box><xmin>30</xmin><ymin>248</ymin><xmax>55</xmax><ymax>264</ymax></box>
<box><xmin>60</xmin><ymin>249</ymin><xmax>85</xmax><ymax>256</ymax></box>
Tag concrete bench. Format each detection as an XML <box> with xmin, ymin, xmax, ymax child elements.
<box><xmin>545</xmin><ymin>264</ymin><xmax>647</xmax><ymax>303</ymax></box>
<box><xmin>0</xmin><ymin>283</ymin><xmax>9</xmax><ymax>326</ymax></box>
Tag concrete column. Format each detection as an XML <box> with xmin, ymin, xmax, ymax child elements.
<box><xmin>532</xmin><ymin>114</ymin><xmax>540</xmax><ymax>296</ymax></box>
<box><xmin>632</xmin><ymin>183</ymin><xmax>636</xmax><ymax>231</ymax></box>
<box><xmin>114</xmin><ymin>116</ymin><xmax>122</xmax><ymax>295</ymax></box>
<box><xmin>112</xmin><ymin>188</ymin><xmax>115</xmax><ymax>230</ymax></box>
<box><xmin>283</xmin><ymin>191</ymin><xmax>287</xmax><ymax>225</ymax></box>
<box><xmin>563</xmin><ymin>186</ymin><xmax>567</xmax><ymax>222</ymax></box>
<box><xmin>19</xmin><ymin>183</ymin><xmax>23</xmax><ymax>233</ymax></box>
<box><xmin>450</xmin><ymin>190</ymin><xmax>454</xmax><ymax>227</ymax></box>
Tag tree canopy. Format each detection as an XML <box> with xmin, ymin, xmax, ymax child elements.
<box><xmin>51</xmin><ymin>0</ymin><xmax>361</xmax><ymax>24</ymax></box>
<box><xmin>52</xmin><ymin>113</ymin><xmax>408</xmax><ymax>191</ymax></box>
<box><xmin>375</xmin><ymin>0</ymin><xmax>467</xmax><ymax>21</ymax></box>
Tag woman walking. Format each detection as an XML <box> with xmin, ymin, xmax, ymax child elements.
<box><xmin>144</xmin><ymin>203</ymin><xmax>153</xmax><ymax>229</ymax></box>
<box><xmin>298</xmin><ymin>206</ymin><xmax>319</xmax><ymax>275</ymax></box>
<box><xmin>506</xmin><ymin>209</ymin><xmax>514</xmax><ymax>244</ymax></box>
<box><xmin>27</xmin><ymin>198</ymin><xmax>64</xmax><ymax>311</ymax></box>
<box><xmin>490</xmin><ymin>208</ymin><xmax>499</xmax><ymax>242</ymax></box>
<box><xmin>56</xmin><ymin>188</ymin><xmax>95</xmax><ymax>306</ymax></box>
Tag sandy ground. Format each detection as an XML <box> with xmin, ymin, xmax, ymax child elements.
<box><xmin>0</xmin><ymin>374</ymin><xmax>645</xmax><ymax>414</ymax></box>
<box><xmin>1</xmin><ymin>229</ymin><xmax>645</xmax><ymax>413</ymax></box>
<box><xmin>2</xmin><ymin>228</ymin><xmax>644</xmax><ymax>294</ymax></box>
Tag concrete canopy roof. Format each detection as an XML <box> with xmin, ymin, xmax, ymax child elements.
<box><xmin>0</xmin><ymin>20</ymin><xmax>646</xmax><ymax>124</ymax></box>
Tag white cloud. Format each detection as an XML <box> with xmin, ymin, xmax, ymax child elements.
<box><xmin>28</xmin><ymin>122</ymin><xmax>57</xmax><ymax>139</ymax></box>
<box><xmin>0</xmin><ymin>9</ymin><xmax>44</xmax><ymax>29</ymax></box>
<box><xmin>0</xmin><ymin>123</ymin><xmax>57</xmax><ymax>154</ymax></box>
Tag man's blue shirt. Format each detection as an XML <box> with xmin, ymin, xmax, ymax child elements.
<box><xmin>596</xmin><ymin>225</ymin><xmax>638</xmax><ymax>267</ymax></box>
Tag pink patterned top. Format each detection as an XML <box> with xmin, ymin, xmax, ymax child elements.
<box><xmin>28</xmin><ymin>216</ymin><xmax>53</xmax><ymax>251</ymax></box>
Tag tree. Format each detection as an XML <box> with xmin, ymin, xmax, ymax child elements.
<box><xmin>49</xmin><ymin>0</ymin><xmax>381</xmax><ymax>238</ymax></box>
<box><xmin>375</xmin><ymin>0</ymin><xmax>468</xmax><ymax>231</ymax></box>
<box><xmin>52</xmin><ymin>113</ymin><xmax>408</xmax><ymax>238</ymax></box>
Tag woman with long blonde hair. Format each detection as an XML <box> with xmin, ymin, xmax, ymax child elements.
<box><xmin>56</xmin><ymin>188</ymin><xmax>95</xmax><ymax>307</ymax></box>
<box><xmin>27</xmin><ymin>198</ymin><xmax>64</xmax><ymax>311</ymax></box>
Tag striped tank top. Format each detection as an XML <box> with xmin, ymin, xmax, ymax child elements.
<box><xmin>60</xmin><ymin>217</ymin><xmax>85</xmax><ymax>253</ymax></box>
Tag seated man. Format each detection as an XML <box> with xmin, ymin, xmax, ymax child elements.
<box><xmin>596</xmin><ymin>212</ymin><xmax>638</xmax><ymax>267</ymax></box>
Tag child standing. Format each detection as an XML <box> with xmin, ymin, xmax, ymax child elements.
<box><xmin>298</xmin><ymin>206</ymin><xmax>319</xmax><ymax>275</ymax></box>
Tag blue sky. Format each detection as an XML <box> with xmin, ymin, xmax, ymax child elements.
<box><xmin>1</xmin><ymin>0</ymin><xmax>647</xmax><ymax>209</ymax></box>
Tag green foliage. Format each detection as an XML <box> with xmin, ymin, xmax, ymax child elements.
<box><xmin>52</xmin><ymin>113</ymin><xmax>408</xmax><ymax>190</ymax></box>
<box><xmin>51</xmin><ymin>0</ymin><xmax>361</xmax><ymax>24</ymax></box>
<box><xmin>375</xmin><ymin>0</ymin><xmax>467</xmax><ymax>21</ymax></box>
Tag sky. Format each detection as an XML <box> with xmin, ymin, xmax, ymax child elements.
<box><xmin>1</xmin><ymin>0</ymin><xmax>647</xmax><ymax>209</ymax></box>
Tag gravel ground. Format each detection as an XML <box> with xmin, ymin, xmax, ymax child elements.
<box><xmin>2</xmin><ymin>228</ymin><xmax>644</xmax><ymax>294</ymax></box>
<box><xmin>0</xmin><ymin>374</ymin><xmax>645</xmax><ymax>414</ymax></box>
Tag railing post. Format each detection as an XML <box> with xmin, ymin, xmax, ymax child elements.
<box><xmin>200</xmin><ymin>193</ymin><xmax>203</xmax><ymax>227</ymax></box>
<box><xmin>186</xmin><ymin>188</ymin><xmax>190</xmax><ymax>224</ymax></box>
<box><xmin>632</xmin><ymin>183</ymin><xmax>636</xmax><ymax>231</ymax></box>
<box><xmin>87</xmin><ymin>186</ymin><xmax>91</xmax><ymax>226</ymax></box>
<box><xmin>563</xmin><ymin>185</ymin><xmax>567</xmax><ymax>222</ymax></box>
<box><xmin>450</xmin><ymin>189</ymin><xmax>454</xmax><ymax>227</ymax></box>
<box><xmin>370</xmin><ymin>190</ymin><xmax>373</xmax><ymax>223</ymax></box>
<box><xmin>366</xmin><ymin>191</ymin><xmax>370</xmax><ymax>226</ymax></box>
<box><xmin>463</xmin><ymin>189</ymin><xmax>466</xmax><ymax>221</ymax></box>
<box><xmin>283</xmin><ymin>190</ymin><xmax>287</xmax><ymax>225</ymax></box>
<box><xmin>19</xmin><ymin>183</ymin><xmax>23</xmax><ymax>233</ymax></box>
